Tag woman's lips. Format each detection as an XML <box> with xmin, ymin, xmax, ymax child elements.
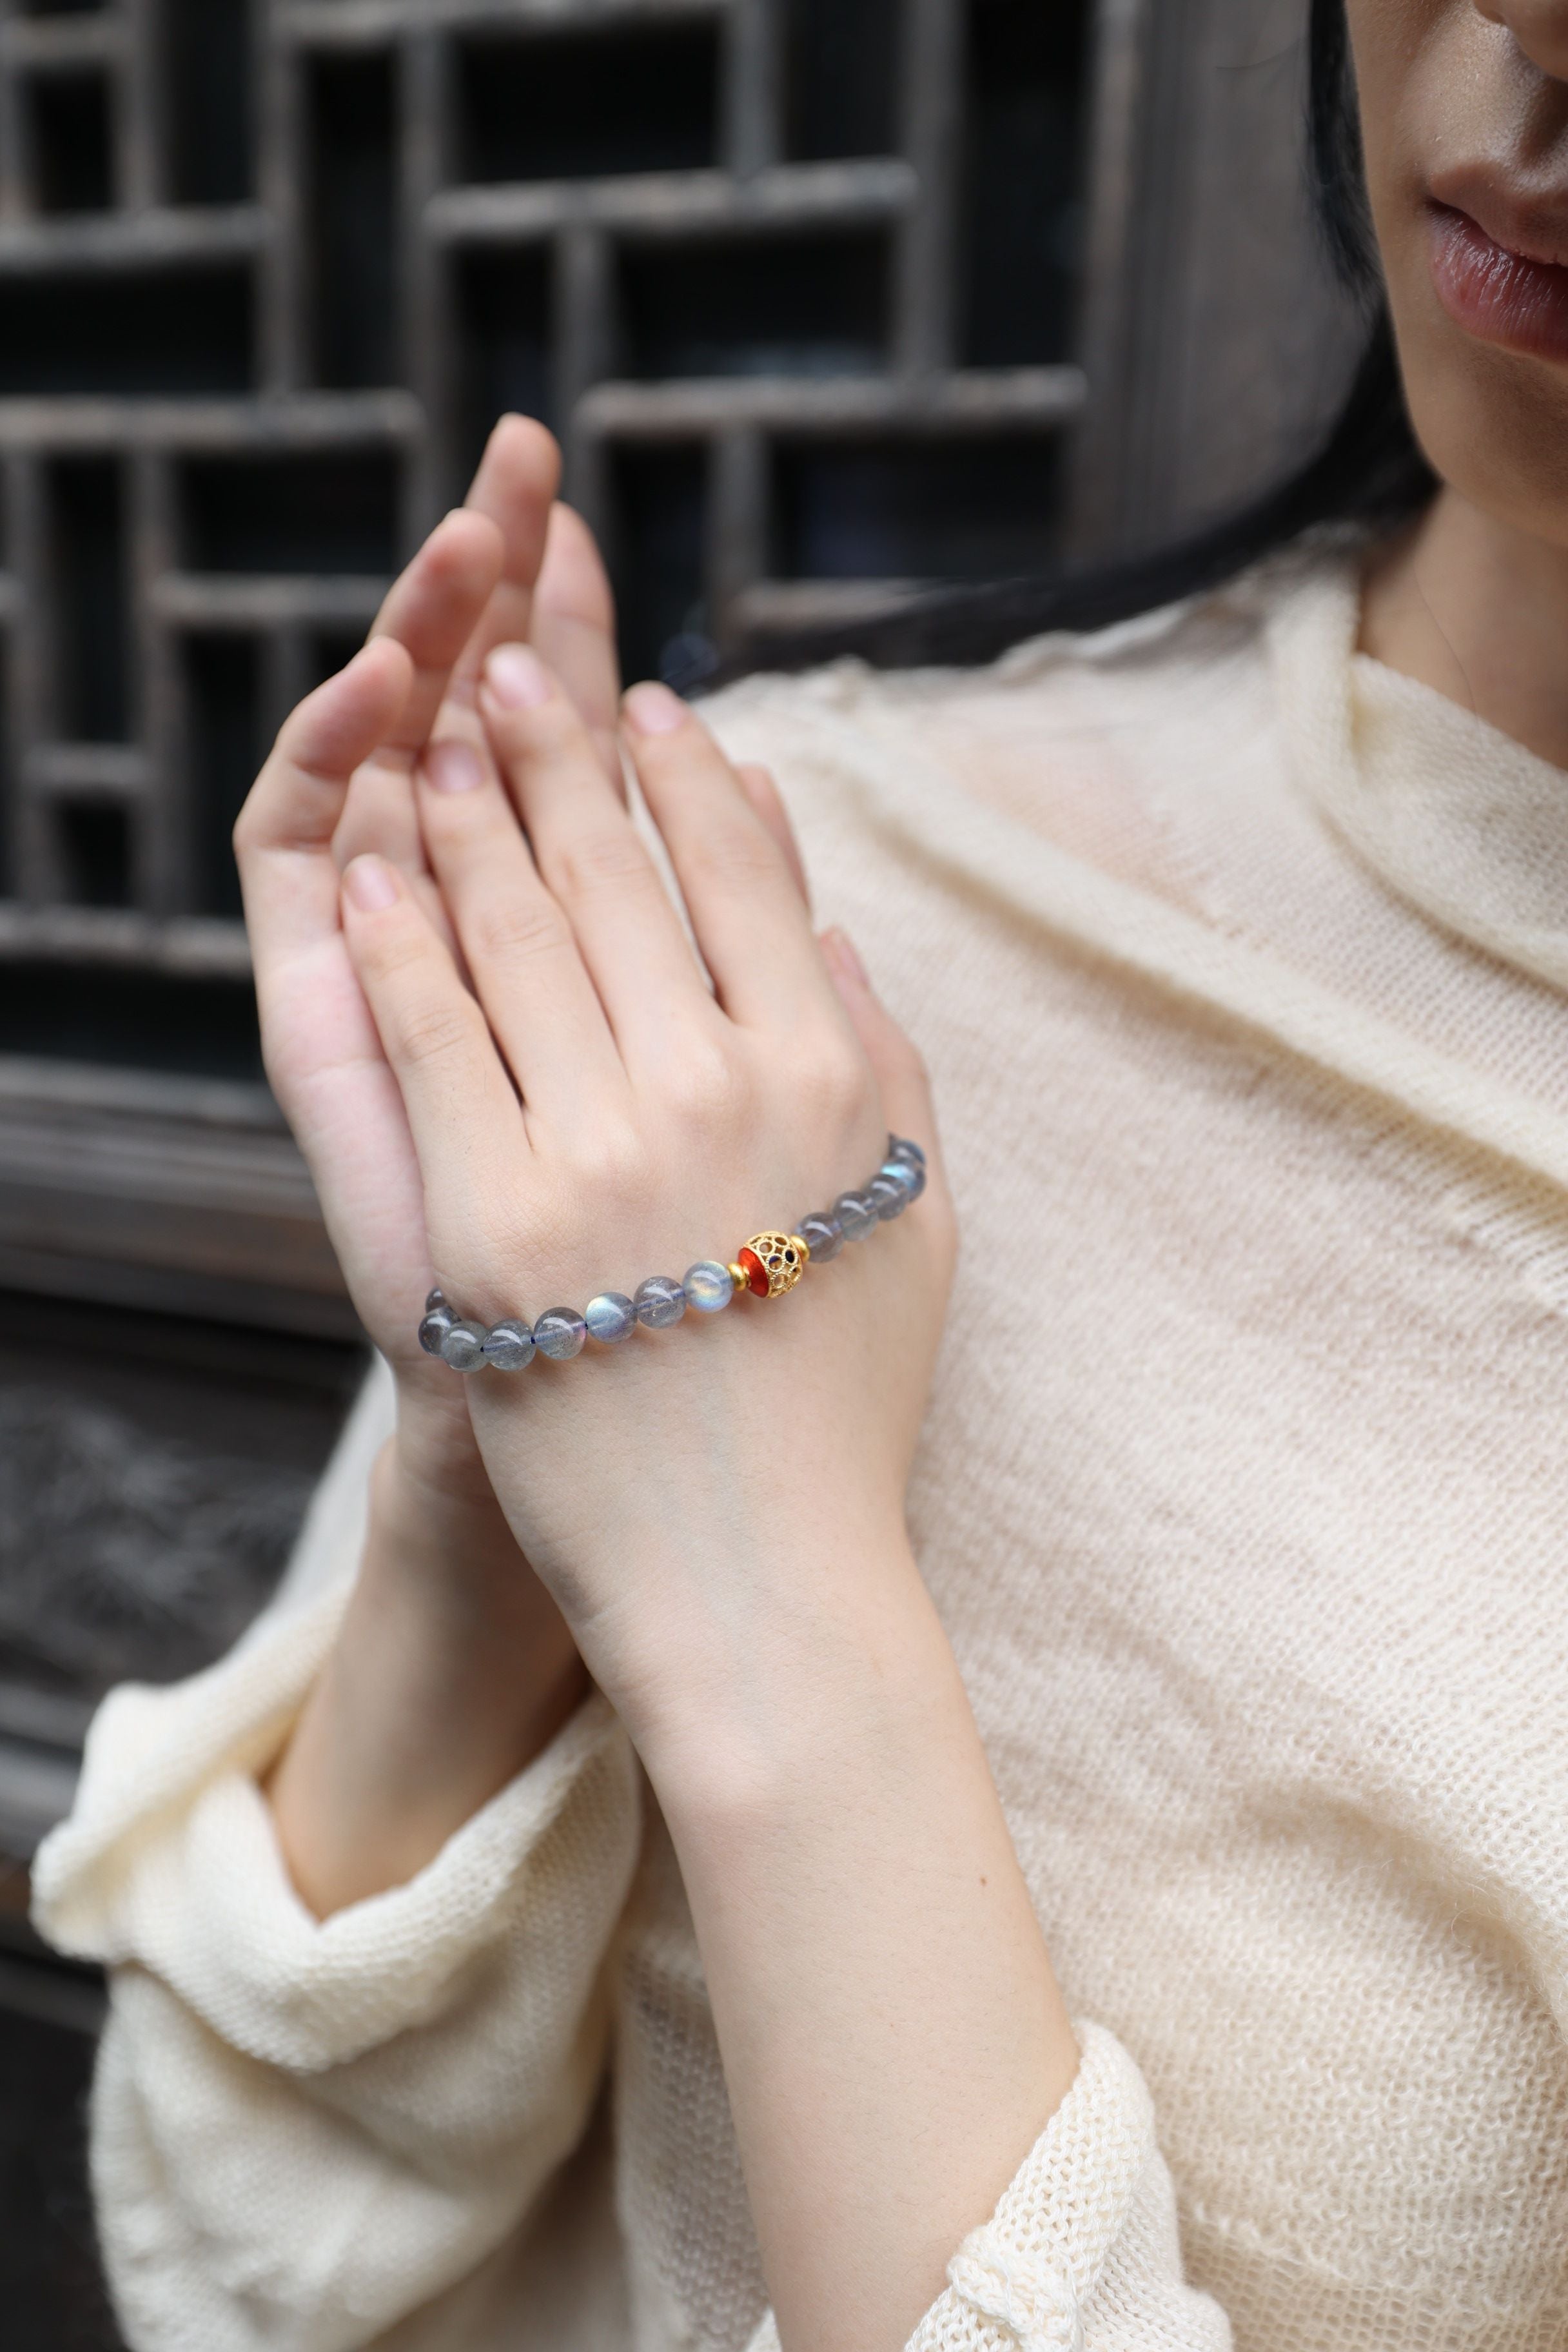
<box><xmin>1429</xmin><ymin>201</ymin><xmax>1568</xmax><ymax>362</ymax></box>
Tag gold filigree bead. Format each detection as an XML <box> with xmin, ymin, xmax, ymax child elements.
<box><xmin>738</xmin><ymin>1231</ymin><xmax>808</xmax><ymax>1299</ymax></box>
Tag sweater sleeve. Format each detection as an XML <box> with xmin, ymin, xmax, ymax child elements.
<box><xmin>30</xmin><ymin>1363</ymin><xmax>643</xmax><ymax>2352</ymax></box>
<box><xmin>743</xmin><ymin>2025</ymin><xmax>1230</xmax><ymax>2352</ymax></box>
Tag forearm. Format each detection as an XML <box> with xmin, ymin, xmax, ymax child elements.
<box><xmin>269</xmin><ymin>1413</ymin><xmax>587</xmax><ymax>1917</ymax></box>
<box><xmin>645</xmin><ymin>1534</ymin><xmax>1079</xmax><ymax>2352</ymax></box>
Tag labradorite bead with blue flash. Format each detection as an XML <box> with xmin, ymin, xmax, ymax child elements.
<box><xmin>634</xmin><ymin>1275</ymin><xmax>687</xmax><ymax>1328</ymax></box>
<box><xmin>534</xmin><ymin>1307</ymin><xmax>587</xmax><ymax>1360</ymax></box>
<box><xmin>586</xmin><ymin>1292</ymin><xmax>637</xmax><ymax>1343</ymax></box>
<box><xmin>683</xmin><ymin>1261</ymin><xmax>735</xmax><ymax>1313</ymax></box>
<box><xmin>440</xmin><ymin>1319</ymin><xmax>489</xmax><ymax>1373</ymax></box>
<box><xmin>834</xmin><ymin>1190</ymin><xmax>879</xmax><ymax>1242</ymax></box>
<box><xmin>482</xmin><ymin>1318</ymin><xmax>536</xmax><ymax>1370</ymax></box>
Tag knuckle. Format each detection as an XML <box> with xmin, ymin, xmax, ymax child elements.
<box><xmin>471</xmin><ymin>888</ymin><xmax>570</xmax><ymax>968</ymax></box>
<box><xmin>391</xmin><ymin>999</ymin><xmax>476</xmax><ymax>1071</ymax></box>
<box><xmin>792</xmin><ymin>1037</ymin><xmax>868</xmax><ymax>1127</ymax></box>
<box><xmin>667</xmin><ymin>1037</ymin><xmax>750</xmax><ymax>1136</ymax></box>
<box><xmin>553</xmin><ymin>823</ymin><xmax>653</xmax><ymax>902</ymax></box>
<box><xmin>568</xmin><ymin>1119</ymin><xmax>651</xmax><ymax>1214</ymax></box>
<box><xmin>684</xmin><ymin>819</ymin><xmax>779</xmax><ymax>895</ymax></box>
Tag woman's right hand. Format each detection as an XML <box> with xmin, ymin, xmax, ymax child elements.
<box><xmin>236</xmin><ymin>417</ymin><xmax>620</xmax><ymax>1460</ymax></box>
<box><xmin>237</xmin><ymin>418</ymin><xmax>621</xmax><ymax>1910</ymax></box>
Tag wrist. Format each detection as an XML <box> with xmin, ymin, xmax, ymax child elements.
<box><xmin>269</xmin><ymin>1436</ymin><xmax>588</xmax><ymax>1917</ymax></box>
<box><xmin>388</xmin><ymin>1366</ymin><xmax>497</xmax><ymax>1517</ymax></box>
<box><xmin>626</xmin><ymin>1522</ymin><xmax>945</xmax><ymax>1818</ymax></box>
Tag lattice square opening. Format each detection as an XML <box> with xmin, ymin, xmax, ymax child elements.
<box><xmin>612</xmin><ymin>444</ymin><xmax>706</xmax><ymax>687</ymax></box>
<box><xmin>55</xmin><ymin>800</ymin><xmax>130</xmax><ymax>910</ymax></box>
<box><xmin>620</xmin><ymin>231</ymin><xmax>891</xmax><ymax>379</ymax></box>
<box><xmin>961</xmin><ymin>0</ymin><xmax>1089</xmax><ymax>367</ymax></box>
<box><xmin>0</xmin><ymin>961</ymin><xmax>266</xmax><ymax>1077</ymax></box>
<box><xmin>166</xmin><ymin>0</ymin><xmax>252</xmax><ymax>204</ymax></box>
<box><xmin>27</xmin><ymin>69</ymin><xmax>113</xmax><ymax>215</ymax></box>
<box><xmin>455</xmin><ymin>24</ymin><xmax>721</xmax><ymax>185</ymax></box>
<box><xmin>50</xmin><ymin>458</ymin><xmax>128</xmax><ymax>744</ymax></box>
<box><xmin>185</xmin><ymin>636</ymin><xmax>262</xmax><ymax>920</ymax></box>
<box><xmin>774</xmin><ymin>433</ymin><xmax>1064</xmax><ymax>581</ymax></box>
<box><xmin>784</xmin><ymin>0</ymin><xmax>901</xmax><ymax>161</ymax></box>
<box><xmin>456</xmin><ymin>247</ymin><xmax>553</xmax><ymax>469</ymax></box>
<box><xmin>308</xmin><ymin>52</ymin><xmax>397</xmax><ymax>391</ymax></box>
<box><xmin>178</xmin><ymin>453</ymin><xmax>400</xmax><ymax>576</ymax></box>
<box><xmin>0</xmin><ymin>269</ymin><xmax>253</xmax><ymax>397</ymax></box>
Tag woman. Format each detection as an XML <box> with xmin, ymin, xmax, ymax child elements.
<box><xmin>32</xmin><ymin>1</ymin><xmax>1568</xmax><ymax>2345</ymax></box>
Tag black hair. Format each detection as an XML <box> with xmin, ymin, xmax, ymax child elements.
<box><xmin>732</xmin><ymin>0</ymin><xmax>1436</xmax><ymax>677</ymax></box>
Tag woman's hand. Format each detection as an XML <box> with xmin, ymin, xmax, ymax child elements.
<box><xmin>236</xmin><ymin>416</ymin><xmax>618</xmax><ymax>1448</ymax></box>
<box><xmin>334</xmin><ymin>656</ymin><xmax>956</xmax><ymax>1759</ymax></box>
<box><xmin>333</xmin><ymin>667</ymin><xmax>1074</xmax><ymax>2352</ymax></box>
<box><xmin>235</xmin><ymin>417</ymin><xmax>620</xmax><ymax>1910</ymax></box>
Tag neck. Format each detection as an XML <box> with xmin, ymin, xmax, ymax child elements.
<box><xmin>1360</xmin><ymin>487</ymin><xmax>1568</xmax><ymax>771</ymax></box>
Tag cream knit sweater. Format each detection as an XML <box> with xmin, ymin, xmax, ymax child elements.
<box><xmin>32</xmin><ymin>547</ymin><xmax>1568</xmax><ymax>2352</ymax></box>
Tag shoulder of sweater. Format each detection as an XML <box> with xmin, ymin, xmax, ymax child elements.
<box><xmin>695</xmin><ymin>537</ymin><xmax>1348</xmax><ymax>747</ymax></box>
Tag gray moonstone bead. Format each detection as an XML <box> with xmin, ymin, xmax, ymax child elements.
<box><xmin>888</xmin><ymin>1134</ymin><xmax>926</xmax><ymax>1169</ymax></box>
<box><xmin>440</xmin><ymin>1319</ymin><xmax>489</xmax><ymax>1373</ymax></box>
<box><xmin>683</xmin><ymin>1260</ymin><xmax>734</xmax><ymax>1314</ymax></box>
<box><xmin>869</xmin><ymin>1172</ymin><xmax>909</xmax><ymax>1220</ymax></box>
<box><xmin>425</xmin><ymin>1287</ymin><xmax>447</xmax><ymax>1311</ymax></box>
<box><xmin>834</xmin><ymin>1189</ymin><xmax>879</xmax><ymax>1242</ymax></box>
<box><xmin>586</xmin><ymin>1291</ymin><xmax>636</xmax><ymax>1344</ymax></box>
<box><xmin>634</xmin><ymin>1275</ymin><xmax>687</xmax><ymax>1329</ymax></box>
<box><xmin>483</xmin><ymin>1318</ymin><xmax>536</xmax><ymax>1371</ymax></box>
<box><xmin>797</xmin><ymin>1211</ymin><xmax>845</xmax><ymax>1262</ymax></box>
<box><xmin>534</xmin><ymin>1308</ymin><xmax>587</xmax><ymax>1360</ymax></box>
<box><xmin>882</xmin><ymin>1154</ymin><xmax>926</xmax><ymax>1203</ymax></box>
<box><xmin>418</xmin><ymin>1301</ymin><xmax>455</xmax><ymax>1357</ymax></box>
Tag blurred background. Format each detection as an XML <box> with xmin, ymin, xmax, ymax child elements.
<box><xmin>0</xmin><ymin>0</ymin><xmax>1359</xmax><ymax>2338</ymax></box>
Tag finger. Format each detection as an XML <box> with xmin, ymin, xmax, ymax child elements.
<box><xmin>736</xmin><ymin>762</ymin><xmax>809</xmax><ymax>908</ymax></box>
<box><xmin>235</xmin><ymin>640</ymin><xmax>415</xmax><ymax>965</ymax></box>
<box><xmin>819</xmin><ymin>928</ymin><xmax>938</xmax><ymax>1155</ymax></box>
<box><xmin>620</xmin><ymin>683</ymin><xmax>839</xmax><ymax>1032</ymax></box>
<box><xmin>531</xmin><ymin>503</ymin><xmax>622</xmax><ymax>790</ymax></box>
<box><xmin>415</xmin><ymin>736</ymin><xmax>629</xmax><ymax>1115</ymax></box>
<box><xmin>340</xmin><ymin>852</ymin><xmax>529</xmax><ymax>1260</ymax></box>
<box><xmin>334</xmin><ymin>507</ymin><xmax>506</xmax><ymax>877</ymax></box>
<box><xmin>453</xmin><ymin>414</ymin><xmax>562</xmax><ymax>691</ymax></box>
<box><xmin>366</xmin><ymin>507</ymin><xmax>505</xmax><ymax>769</ymax></box>
<box><xmin>478</xmin><ymin>645</ymin><xmax>716</xmax><ymax>1064</ymax></box>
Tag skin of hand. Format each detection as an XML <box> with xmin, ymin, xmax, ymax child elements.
<box><xmin>1351</xmin><ymin>0</ymin><xmax>1568</xmax><ymax>766</ymax></box>
<box><xmin>239</xmin><ymin>418</ymin><xmax>828</xmax><ymax>1912</ymax></box>
<box><xmin>300</xmin><ymin>651</ymin><xmax>1078</xmax><ymax>2350</ymax></box>
<box><xmin>237</xmin><ymin>418</ymin><xmax>614</xmax><ymax>1907</ymax></box>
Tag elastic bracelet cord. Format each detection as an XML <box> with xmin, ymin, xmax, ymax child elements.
<box><xmin>418</xmin><ymin>1135</ymin><xmax>928</xmax><ymax>1373</ymax></box>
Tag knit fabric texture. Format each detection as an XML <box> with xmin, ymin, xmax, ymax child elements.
<box><xmin>33</xmin><ymin>545</ymin><xmax>1568</xmax><ymax>2351</ymax></box>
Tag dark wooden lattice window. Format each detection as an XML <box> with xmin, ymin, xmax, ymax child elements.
<box><xmin>0</xmin><ymin>0</ymin><xmax>1353</xmax><ymax>1335</ymax></box>
<box><xmin>0</xmin><ymin>0</ymin><xmax>1116</xmax><ymax>1337</ymax></box>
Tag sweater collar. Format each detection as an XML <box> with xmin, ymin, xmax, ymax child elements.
<box><xmin>1271</xmin><ymin>549</ymin><xmax>1568</xmax><ymax>994</ymax></box>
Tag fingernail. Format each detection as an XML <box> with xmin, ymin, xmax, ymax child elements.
<box><xmin>623</xmin><ymin>681</ymin><xmax>686</xmax><ymax>736</ymax></box>
<box><xmin>344</xmin><ymin>854</ymin><xmax>398</xmax><ymax>912</ymax></box>
<box><xmin>824</xmin><ymin>926</ymin><xmax>870</xmax><ymax>987</ymax></box>
<box><xmin>485</xmin><ymin>643</ymin><xmax>552</xmax><ymax>709</ymax></box>
<box><xmin>425</xmin><ymin>740</ymin><xmax>484</xmax><ymax>794</ymax></box>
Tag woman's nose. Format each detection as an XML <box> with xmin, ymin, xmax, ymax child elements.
<box><xmin>1473</xmin><ymin>0</ymin><xmax>1568</xmax><ymax>79</ymax></box>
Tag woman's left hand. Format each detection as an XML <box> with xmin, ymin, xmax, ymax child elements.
<box><xmin>335</xmin><ymin>655</ymin><xmax>956</xmax><ymax>1770</ymax></box>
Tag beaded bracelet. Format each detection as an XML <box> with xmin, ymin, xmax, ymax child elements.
<box><xmin>418</xmin><ymin>1135</ymin><xmax>927</xmax><ymax>1373</ymax></box>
